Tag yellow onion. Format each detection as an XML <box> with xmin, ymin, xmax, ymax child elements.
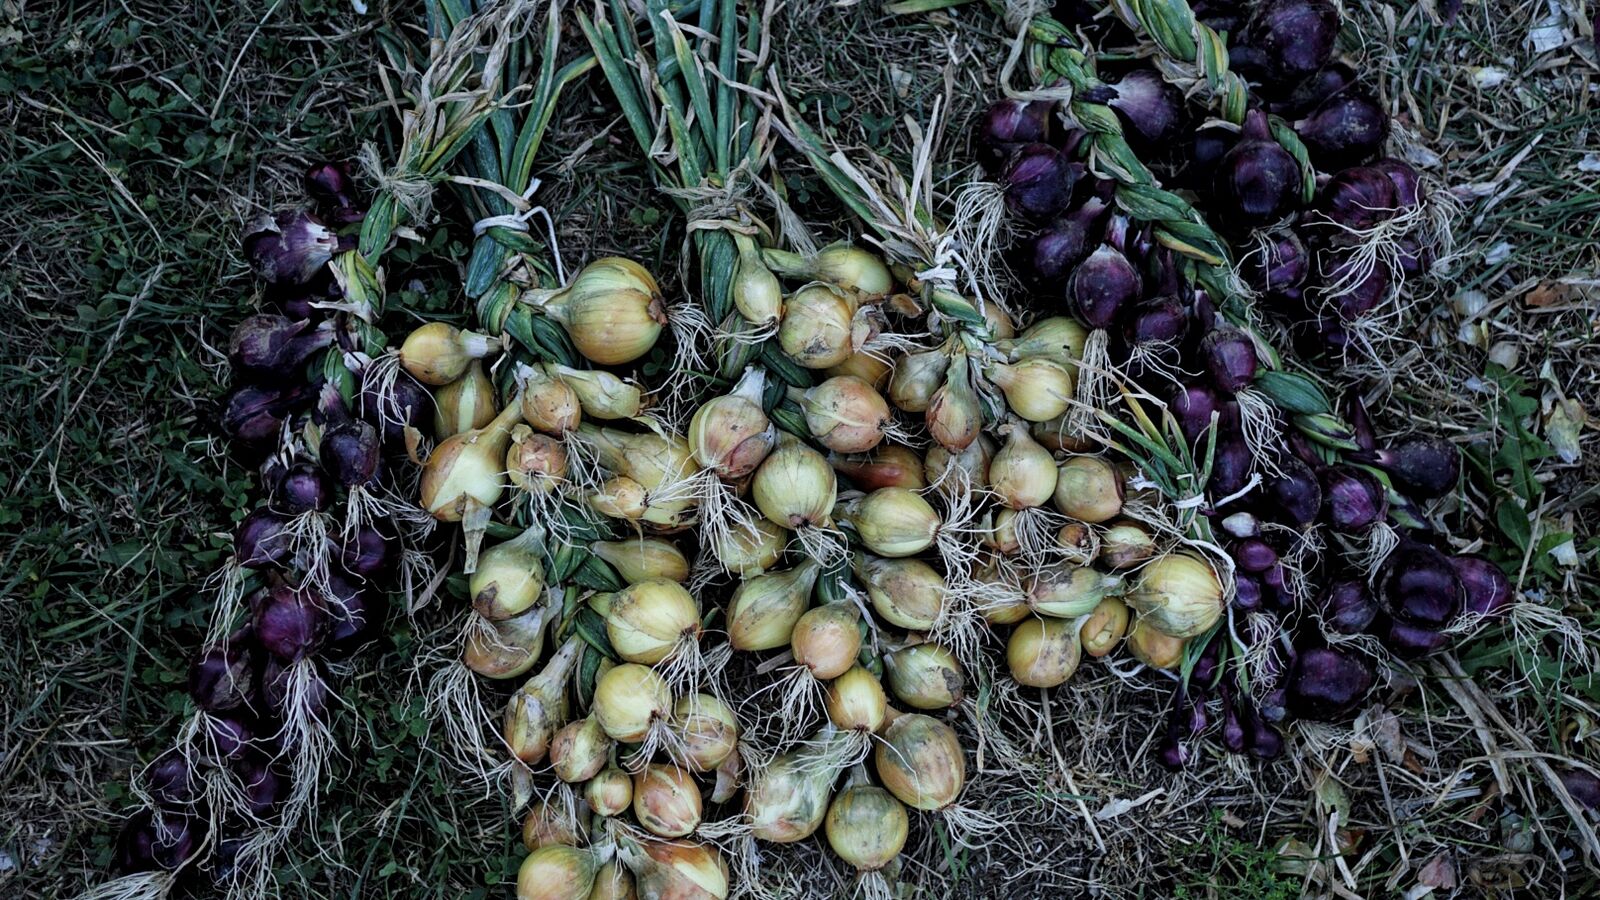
<box><xmin>1052</xmin><ymin>456</ymin><xmax>1124</xmax><ymax>523</ymax></box>
<box><xmin>766</xmin><ymin>244</ymin><xmax>893</xmax><ymax>299</ymax></box>
<box><xmin>1126</xmin><ymin>553</ymin><xmax>1223</xmax><ymax>638</ymax></box>
<box><xmin>985</xmin><ymin>357</ymin><xmax>1073</xmax><ymax>422</ymax></box>
<box><xmin>875</xmin><ymin>714</ymin><xmax>964</xmax><ymax>812</ymax></box>
<box><xmin>924</xmin><ymin>433</ymin><xmax>995</xmax><ymax>494</ymax></box>
<box><xmin>981</xmin><ymin>302</ymin><xmax>1016</xmax><ymax>340</ymax></box>
<box><xmin>421</xmin><ymin>398</ymin><xmax>522</xmax><ymax>522</ymax></box>
<box><xmin>399</xmin><ymin>321</ymin><xmax>497</xmax><ymax>386</ymax></box>
<box><xmin>726</xmin><ymin>560</ymin><xmax>821</xmax><ymax>652</ymax></box>
<box><xmin>856</xmin><ymin>555</ymin><xmax>945</xmax><ymax>631</ymax></box>
<box><xmin>888</xmin><ymin>346</ymin><xmax>950</xmax><ymax>413</ymax></box>
<box><xmin>731</xmin><ymin>233</ymin><xmax>783</xmax><ymax>327</ymax></box>
<box><xmin>688</xmin><ymin>366</ymin><xmax>775</xmax><ymax>480</ymax></box>
<box><xmin>746</xmin><ymin>727</ymin><xmax>852</xmax><ymax>842</ymax></box>
<box><xmin>1026</xmin><ymin>563</ymin><xmax>1122</xmax><ymax>618</ymax></box>
<box><xmin>1099</xmin><ymin>521</ymin><xmax>1155</xmax><ymax>569</ymax></box>
<box><xmin>884</xmin><ymin>644</ymin><xmax>964</xmax><ymax>709</ymax></box>
<box><xmin>1032</xmin><ymin>414</ymin><xmax>1095</xmax><ymax>453</ymax></box>
<box><xmin>463</xmin><ymin>605</ymin><xmax>549</xmax><ymax>679</ymax></box>
<box><xmin>433</xmin><ymin>359</ymin><xmax>496</xmax><ymax>440</ymax></box>
<box><xmin>1001</xmin><ymin>316</ymin><xmax>1088</xmax><ymax>366</ymax></box>
<box><xmin>824</xmin><ymin>665</ymin><xmax>888</xmax><ymax>733</ymax></box>
<box><xmin>517</xmin><ymin>845</ymin><xmax>600</xmax><ymax>900</ymax></box>
<box><xmin>673</xmin><ymin>693</ymin><xmax>739</xmax><ymax>772</ymax></box>
<box><xmin>1054</xmin><ymin>521</ymin><xmax>1098</xmax><ymax>564</ymax></box>
<box><xmin>507</xmin><ymin>425</ymin><xmax>568</xmax><ymax>495</ymax></box>
<box><xmin>528</xmin><ymin>257</ymin><xmax>665</xmax><ymax>365</ymax></box>
<box><xmin>599</xmin><ymin>580</ymin><xmax>701</xmax><ymax>666</ymax></box>
<box><xmin>585</xmin><ymin>766</ymin><xmax>633</xmax><ymax>817</ymax></box>
<box><xmin>708</xmin><ymin>518</ymin><xmax>788</xmax><ymax>577</ymax></box>
<box><xmin>778</xmin><ymin>282</ymin><xmax>859</xmax><ymax>369</ymax></box>
<box><xmin>588</xmin><ymin>862</ymin><xmax>637</xmax><ymax>900</ymax></box>
<box><xmin>988</xmin><ymin>422</ymin><xmax>1059</xmax><ymax>510</ymax></box>
<box><xmin>550</xmin><ymin>715</ymin><xmax>612</xmax><ymax>784</ymax></box>
<box><xmin>471</xmin><ymin>525</ymin><xmax>547</xmax><ymax>621</ymax></box>
<box><xmin>825</xmin><ymin>784</ymin><xmax>908</xmax><ymax>873</ymax></box>
<box><xmin>619</xmin><ymin>836</ymin><xmax>728</xmax><ymax>900</ymax></box>
<box><xmin>926</xmin><ymin>348</ymin><xmax>982</xmax><ymax>451</ymax></box>
<box><xmin>588</xmin><ymin>476</ymin><xmax>648</xmax><ymax>522</ymax></box>
<box><xmin>504</xmin><ymin>638</ymin><xmax>581</xmax><ymax>764</ymax></box>
<box><xmin>751</xmin><ymin>435</ymin><xmax>836</xmax><ymax>529</ymax></box>
<box><xmin>839</xmin><ymin>487</ymin><xmax>939</xmax><ymax>557</ymax></box>
<box><xmin>580</xmin><ymin>426</ymin><xmax>697</xmax><ymax>494</ymax></box>
<box><xmin>973</xmin><ymin>557</ymin><xmax>1031</xmax><ymax>626</ymax></box>
<box><xmin>799</xmin><ymin>376</ymin><xmax>893</xmax><ymax>454</ymax></box>
<box><xmin>520</xmin><ymin>365</ymin><xmax>582</xmax><ymax>435</ymax></box>
<box><xmin>593</xmin><ymin>663</ymin><xmax>672</xmax><ymax>743</ymax></box>
<box><xmin>1079</xmin><ymin>597</ymin><xmax>1130</xmax><ymax>658</ymax></box>
<box><xmin>1006</xmin><ymin>617</ymin><xmax>1082</xmax><ymax>688</ymax></box>
<box><xmin>828</xmin><ymin>444</ymin><xmax>926</xmax><ymax>491</ymax></box>
<box><xmin>632</xmin><ymin>763</ymin><xmax>703</xmax><ymax>838</ymax></box>
<box><xmin>549</xmin><ymin>363</ymin><xmax>644</xmax><ymax>420</ymax></box>
<box><xmin>826</xmin><ymin>351</ymin><xmax>892</xmax><ymax>390</ymax></box>
<box><xmin>521</xmin><ymin>799</ymin><xmax>587</xmax><ymax>851</ymax></box>
<box><xmin>591</xmin><ymin>538</ymin><xmax>690</xmax><ymax>585</ymax></box>
<box><xmin>792</xmin><ymin>605</ymin><xmax>862</xmax><ymax>680</ymax></box>
<box><xmin>984</xmin><ymin>508</ymin><xmax>1021</xmax><ymax>555</ymax></box>
<box><xmin>1126</xmin><ymin>617</ymin><xmax>1186</xmax><ymax>670</ymax></box>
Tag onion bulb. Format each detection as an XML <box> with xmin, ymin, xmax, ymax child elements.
<box><xmin>399</xmin><ymin>321</ymin><xmax>498</xmax><ymax>386</ymax></box>
<box><xmin>549</xmin><ymin>715</ymin><xmax>611</xmax><ymax>784</ymax></box>
<box><xmin>632</xmin><ymin>764</ymin><xmax>703</xmax><ymax>838</ymax></box>
<box><xmin>984</xmin><ymin>357</ymin><xmax>1073</xmax><ymax>422</ymax></box>
<box><xmin>1027</xmin><ymin>563</ymin><xmax>1122</xmax><ymax>618</ymax></box>
<box><xmin>1099</xmin><ymin>522</ymin><xmax>1155</xmax><ymax>569</ymax></box>
<box><xmin>875</xmin><ymin>714</ymin><xmax>964</xmax><ymax>812</ymax></box>
<box><xmin>516</xmin><ymin>845</ymin><xmax>600</xmax><ymax>900</ymax></box>
<box><xmin>585</xmin><ymin>766</ymin><xmax>633</xmax><ymax>817</ymax></box>
<box><xmin>1126</xmin><ymin>553</ymin><xmax>1223</xmax><ymax>638</ymax></box>
<box><xmin>580</xmin><ymin>426</ymin><xmax>696</xmax><ymax>495</ymax></box>
<box><xmin>884</xmin><ymin>644</ymin><xmax>965</xmax><ymax>709</ymax></box>
<box><xmin>746</xmin><ymin>727</ymin><xmax>852</xmax><ymax>842</ymax></box>
<box><xmin>587</xmin><ymin>476</ymin><xmax>648</xmax><ymax>522</ymax></box>
<box><xmin>600</xmin><ymin>580</ymin><xmax>701</xmax><ymax>666</ymax></box>
<box><xmin>618</xmin><ymin>835</ymin><xmax>729</xmax><ymax>900</ymax></box>
<box><xmin>778</xmin><ymin>282</ymin><xmax>859</xmax><ymax>369</ymax></box>
<box><xmin>421</xmin><ymin>397</ymin><xmax>523</xmax><ymax>522</ymax></box>
<box><xmin>548</xmin><ymin>364</ymin><xmax>644</xmax><ymax>420</ymax></box>
<box><xmin>470</xmin><ymin>525</ymin><xmax>547</xmax><ymax>620</ymax></box>
<box><xmin>731</xmin><ymin>233</ymin><xmax>783</xmax><ymax>327</ymax></box>
<box><xmin>826</xmin><ymin>351</ymin><xmax>892</xmax><ymax>390</ymax></box>
<box><xmin>826</xmin><ymin>784</ymin><xmax>909</xmax><ymax>873</ymax></box>
<box><xmin>507</xmin><ymin>426</ymin><xmax>567</xmax><ymax>495</ymax></box>
<box><xmin>984</xmin><ymin>508</ymin><xmax>1021</xmax><ymax>555</ymax></box>
<box><xmin>792</xmin><ymin>605</ymin><xmax>862</xmax><ymax>681</ymax></box>
<box><xmin>856</xmin><ymin>555</ymin><xmax>946</xmax><ymax>632</ymax></box>
<box><xmin>708</xmin><ymin>518</ymin><xmax>788</xmax><ymax>576</ymax></box>
<box><xmin>1006</xmin><ymin>617</ymin><xmax>1081</xmax><ymax>688</ymax></box>
<box><xmin>765</xmin><ymin>244</ymin><xmax>893</xmax><ymax>299</ymax></box>
<box><xmin>672</xmin><ymin>693</ymin><xmax>739</xmax><ymax>772</ymax></box>
<box><xmin>924</xmin><ymin>433</ymin><xmax>995</xmax><ymax>495</ymax></box>
<box><xmin>751</xmin><ymin>435</ymin><xmax>836</xmax><ymax>530</ymax></box>
<box><xmin>926</xmin><ymin>348</ymin><xmax>982</xmax><ymax>451</ymax></box>
<box><xmin>825</xmin><ymin>665</ymin><xmax>889</xmax><ymax>733</ymax></box>
<box><xmin>527</xmin><ymin>257</ymin><xmax>665</xmax><ymax>365</ymax></box>
<box><xmin>1052</xmin><ymin>456</ymin><xmax>1124</xmax><ymax>523</ymax></box>
<box><xmin>888</xmin><ymin>346</ymin><xmax>950</xmax><ymax>413</ymax></box>
<box><xmin>521</xmin><ymin>799</ymin><xmax>587</xmax><ymax>850</ymax></box>
<box><xmin>591</xmin><ymin>538</ymin><xmax>690</xmax><ymax>585</ymax></box>
<box><xmin>838</xmin><ymin>487</ymin><xmax>939</xmax><ymax>557</ymax></box>
<box><xmin>989</xmin><ymin>423</ymin><xmax>1059</xmax><ymax>510</ymax></box>
<box><xmin>463</xmin><ymin>605</ymin><xmax>549</xmax><ymax>679</ymax></box>
<box><xmin>800</xmin><ymin>376</ymin><xmax>893</xmax><ymax>454</ymax></box>
<box><xmin>1079</xmin><ymin>596</ymin><xmax>1130</xmax><ymax>657</ymax></box>
<box><xmin>588</xmin><ymin>862</ymin><xmax>637</xmax><ymax>900</ymax></box>
<box><xmin>519</xmin><ymin>366</ymin><xmax>582</xmax><ymax>435</ymax></box>
<box><xmin>1002</xmin><ymin>316</ymin><xmax>1088</xmax><ymax>367</ymax></box>
<box><xmin>433</xmin><ymin>359</ymin><xmax>496</xmax><ymax>440</ymax></box>
<box><xmin>688</xmin><ymin>367</ymin><xmax>776</xmax><ymax>480</ymax></box>
<box><xmin>727</xmin><ymin>560</ymin><xmax>821</xmax><ymax>652</ymax></box>
<box><xmin>1125</xmin><ymin>618</ymin><xmax>1186</xmax><ymax>670</ymax></box>
<box><xmin>503</xmin><ymin>638</ymin><xmax>580</xmax><ymax>764</ymax></box>
<box><xmin>593</xmin><ymin>663</ymin><xmax>672</xmax><ymax>743</ymax></box>
<box><xmin>828</xmin><ymin>444</ymin><xmax>926</xmax><ymax>491</ymax></box>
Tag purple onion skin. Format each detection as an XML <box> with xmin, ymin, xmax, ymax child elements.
<box><xmin>1247</xmin><ymin>715</ymin><xmax>1285</xmax><ymax>759</ymax></box>
<box><xmin>337</xmin><ymin>525</ymin><xmax>395</xmax><ymax>579</ymax></box>
<box><xmin>1320</xmin><ymin>465</ymin><xmax>1388</xmax><ymax>531</ymax></box>
<box><xmin>1244</xmin><ymin>230</ymin><xmax>1309</xmax><ymax>294</ymax></box>
<box><xmin>1270</xmin><ymin>62</ymin><xmax>1357</xmax><ymax>118</ymax></box>
<box><xmin>236</xmin><ymin>754</ymin><xmax>288</xmax><ymax>817</ymax></box>
<box><xmin>304</xmin><ymin>161</ymin><xmax>355</xmax><ymax>208</ymax></box>
<box><xmin>1003</xmin><ymin>143</ymin><xmax>1078</xmax><ymax>222</ymax></box>
<box><xmin>1101</xmin><ymin>70</ymin><xmax>1185</xmax><ymax>148</ymax></box>
<box><xmin>324</xmin><ymin>574</ymin><xmax>381</xmax><ymax>657</ymax></box>
<box><xmin>1234</xmin><ymin>574</ymin><xmax>1264</xmax><ymax>611</ymax></box>
<box><xmin>116</xmin><ymin>810</ymin><xmax>200</xmax><ymax>874</ymax></box>
<box><xmin>358</xmin><ymin>369</ymin><xmax>432</xmax><ymax>448</ymax></box>
<box><xmin>1319</xmin><ymin>579</ymin><xmax>1379</xmax><ymax>634</ymax></box>
<box><xmin>1123</xmin><ymin>295</ymin><xmax>1190</xmax><ymax>348</ymax></box>
<box><xmin>262</xmin><ymin>656</ymin><xmax>331</xmax><ymax>719</ymax></box>
<box><xmin>1221</xmin><ymin>701</ymin><xmax>1248</xmax><ymax>753</ymax></box>
<box><xmin>254</xmin><ymin>584</ymin><xmax>328</xmax><ymax>661</ymax></box>
<box><xmin>1177</xmin><ymin>126</ymin><xmax>1238</xmax><ymax>189</ymax></box>
<box><xmin>1348</xmin><ymin>438</ymin><xmax>1460</xmax><ymax>499</ymax></box>
<box><xmin>1208</xmin><ymin>433</ymin><xmax>1253</xmax><ymax>499</ymax></box>
<box><xmin>242</xmin><ymin>210</ymin><xmax>338</xmax><ymax>287</ymax></box>
<box><xmin>1381</xmin><ymin>541</ymin><xmax>1465</xmax><ymax>628</ymax></box>
<box><xmin>321</xmin><ymin>419</ymin><xmax>383</xmax><ymax>487</ymax></box>
<box><xmin>1287</xmin><ymin>647</ymin><xmax>1376</xmax><ymax>721</ymax></box>
<box><xmin>145</xmin><ymin>751</ymin><xmax>196</xmax><ymax>809</ymax></box>
<box><xmin>1450</xmin><ymin>555</ymin><xmax>1514</xmax><ymax>617</ymax></box>
<box><xmin>1317</xmin><ymin>167</ymin><xmax>1400</xmax><ymax>231</ymax></box>
<box><xmin>273</xmin><ymin>463</ymin><xmax>332</xmax><ymax>515</ymax></box>
<box><xmin>1318</xmin><ymin>250</ymin><xmax>1393</xmax><ymax>320</ymax></box>
<box><xmin>1341</xmin><ymin>390</ymin><xmax>1376</xmax><ymax>452</ymax></box>
<box><xmin>206</xmin><ymin>715</ymin><xmax>255</xmax><ymax>762</ymax></box>
<box><xmin>1232</xmin><ymin>538</ymin><xmax>1279</xmax><ymax>573</ymax></box>
<box><xmin>1561</xmin><ymin>769</ymin><xmax>1600</xmax><ymax>812</ymax></box>
<box><xmin>1026</xmin><ymin>198</ymin><xmax>1108</xmax><ymax>282</ymax></box>
<box><xmin>1383</xmin><ymin>616</ymin><xmax>1450</xmax><ymax>658</ymax></box>
<box><xmin>235</xmin><ymin>508</ymin><xmax>292</xmax><ymax>569</ymax></box>
<box><xmin>1396</xmin><ymin>235</ymin><xmax>1431</xmax><ymax>278</ymax></box>
<box><xmin>1265</xmin><ymin>458</ymin><xmax>1323</xmax><ymax>529</ymax></box>
<box><xmin>1214</xmin><ymin>110</ymin><xmax>1304</xmax><ymax>230</ymax></box>
<box><xmin>1172</xmin><ymin>383</ymin><xmax>1220</xmax><ymax>445</ymax></box>
<box><xmin>229</xmin><ymin>315</ymin><xmax>335</xmax><ymax>382</ymax></box>
<box><xmin>1295</xmin><ymin>91</ymin><xmax>1391</xmax><ymax>170</ymax></box>
<box><xmin>975</xmin><ymin>100</ymin><xmax>1054</xmax><ymax>172</ymax></box>
<box><xmin>1372</xmin><ymin>158</ymin><xmax>1422</xmax><ymax>209</ymax></box>
<box><xmin>189</xmin><ymin>642</ymin><xmax>256</xmax><ymax>712</ymax></box>
<box><xmin>221</xmin><ymin>385</ymin><xmax>297</xmax><ymax>449</ymax></box>
<box><xmin>1201</xmin><ymin>327</ymin><xmax>1259</xmax><ymax>394</ymax></box>
<box><xmin>1246</xmin><ymin>0</ymin><xmax>1339</xmax><ymax>83</ymax></box>
<box><xmin>1068</xmin><ymin>242</ymin><xmax>1141</xmax><ymax>329</ymax></box>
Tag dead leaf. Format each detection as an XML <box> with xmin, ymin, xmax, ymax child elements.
<box><xmin>1525</xmin><ymin>280</ymin><xmax>1576</xmax><ymax>308</ymax></box>
<box><xmin>1418</xmin><ymin>853</ymin><xmax>1458</xmax><ymax>890</ymax></box>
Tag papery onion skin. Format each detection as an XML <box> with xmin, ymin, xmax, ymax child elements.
<box><xmin>874</xmin><ymin>714</ymin><xmax>965</xmax><ymax>812</ymax></box>
<box><xmin>516</xmin><ymin>845</ymin><xmax>600</xmax><ymax>900</ymax></box>
<box><xmin>1007</xmin><ymin>617</ymin><xmax>1082</xmax><ymax>688</ymax></box>
<box><xmin>826</xmin><ymin>785</ymin><xmax>909</xmax><ymax>872</ymax></box>
<box><xmin>632</xmin><ymin>764</ymin><xmax>704</xmax><ymax>838</ymax></box>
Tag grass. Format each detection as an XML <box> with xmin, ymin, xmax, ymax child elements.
<box><xmin>2</xmin><ymin>0</ymin><xmax>1597</xmax><ymax>897</ymax></box>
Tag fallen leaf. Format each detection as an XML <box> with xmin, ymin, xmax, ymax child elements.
<box><xmin>1525</xmin><ymin>280</ymin><xmax>1576</xmax><ymax>308</ymax></box>
<box><xmin>1418</xmin><ymin>852</ymin><xmax>1458</xmax><ymax>890</ymax></box>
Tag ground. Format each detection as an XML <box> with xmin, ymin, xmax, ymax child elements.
<box><xmin>2</xmin><ymin>0</ymin><xmax>1596</xmax><ymax>898</ymax></box>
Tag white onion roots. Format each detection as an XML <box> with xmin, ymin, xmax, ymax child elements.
<box><xmin>651</xmin><ymin>297</ymin><xmax>715</xmax><ymax>430</ymax></box>
<box><xmin>791</xmin><ymin>524</ymin><xmax>848</xmax><ymax>569</ymax></box>
<box><xmin>201</xmin><ymin>561</ymin><xmax>247</xmax><ymax>646</ymax></box>
<box><xmin>652</xmin><ymin>470</ymin><xmax>760</xmax><ymax>559</ymax></box>
<box><xmin>74</xmin><ymin>871</ymin><xmax>176</xmax><ymax>900</ymax></box>
<box><xmin>1067</xmin><ymin>329</ymin><xmax>1115</xmax><ymax>439</ymax></box>
<box><xmin>742</xmin><ymin>666</ymin><xmax>824</xmax><ymax>750</ymax></box>
<box><xmin>271</xmin><ymin>657</ymin><xmax>342</xmax><ymax>832</ymax></box>
<box><xmin>623</xmin><ymin>716</ymin><xmax>692</xmax><ymax>773</ymax></box>
<box><xmin>658</xmin><ymin>636</ymin><xmax>733</xmax><ymax>700</ymax></box>
<box><xmin>950</xmin><ymin>180</ymin><xmax>1012</xmax><ymax>305</ymax></box>
<box><xmin>281</xmin><ymin>509</ymin><xmax>334</xmax><ymax>596</ymax></box>
<box><xmin>416</xmin><ymin>629</ymin><xmax>501</xmax><ymax>792</ymax></box>
<box><xmin>1232</xmin><ymin>389</ymin><xmax>1286</xmax><ymax>480</ymax></box>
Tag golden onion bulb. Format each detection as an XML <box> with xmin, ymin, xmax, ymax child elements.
<box><xmin>585</xmin><ymin>766</ymin><xmax>633</xmax><ymax>817</ymax></box>
<box><xmin>778</xmin><ymin>282</ymin><xmax>859</xmax><ymax>369</ymax></box>
<box><xmin>792</xmin><ymin>605</ymin><xmax>862</xmax><ymax>681</ymax></box>
<box><xmin>884</xmin><ymin>644</ymin><xmax>964</xmax><ymax>710</ymax></box>
<box><xmin>519</xmin><ymin>365</ymin><xmax>583</xmax><ymax>435</ymax></box>
<box><xmin>1126</xmin><ymin>617</ymin><xmax>1186</xmax><ymax>670</ymax></box>
<box><xmin>1003</xmin><ymin>316</ymin><xmax>1088</xmax><ymax>366</ymax></box>
<box><xmin>751</xmin><ymin>435</ymin><xmax>836</xmax><ymax>530</ymax></box>
<box><xmin>988</xmin><ymin>422</ymin><xmax>1059</xmax><ymax>510</ymax></box>
<box><xmin>399</xmin><ymin>321</ymin><xmax>497</xmax><ymax>386</ymax></box>
<box><xmin>587</xmin><ymin>862</ymin><xmax>637</xmax><ymax>900</ymax></box>
<box><xmin>708</xmin><ymin>518</ymin><xmax>788</xmax><ymax>577</ymax></box>
<box><xmin>462</xmin><ymin>605</ymin><xmax>548</xmax><ymax>679</ymax></box>
<box><xmin>874</xmin><ymin>714</ymin><xmax>964</xmax><ymax>812</ymax></box>
<box><xmin>1006</xmin><ymin>617</ymin><xmax>1082</xmax><ymax>688</ymax></box>
<box><xmin>470</xmin><ymin>525</ymin><xmax>546</xmax><ymax>621</ymax></box>
<box><xmin>985</xmin><ymin>357</ymin><xmax>1073</xmax><ymax>422</ymax></box>
<box><xmin>726</xmin><ymin>560</ymin><xmax>820</xmax><ymax>652</ymax></box>
<box><xmin>601</xmin><ymin>580</ymin><xmax>701</xmax><ymax>666</ymax></box>
<box><xmin>926</xmin><ymin>349</ymin><xmax>982</xmax><ymax>451</ymax></box>
<box><xmin>590</xmin><ymin>538</ymin><xmax>690</xmax><ymax>585</ymax></box>
<box><xmin>516</xmin><ymin>845</ymin><xmax>600</xmax><ymax>900</ymax></box>
<box><xmin>507</xmin><ymin>426</ymin><xmax>567</xmax><ymax>495</ymax></box>
<box><xmin>801</xmin><ymin>375</ymin><xmax>893</xmax><ymax>454</ymax></box>
<box><xmin>828</xmin><ymin>444</ymin><xmax>926</xmax><ymax>491</ymax></box>
<box><xmin>632</xmin><ymin>763</ymin><xmax>704</xmax><ymax>839</ymax></box>
<box><xmin>1052</xmin><ymin>456</ymin><xmax>1124</xmax><ymax>523</ymax></box>
<box><xmin>826</xmin><ymin>351</ymin><xmax>892</xmax><ymax>390</ymax></box>
<box><xmin>745</xmin><ymin>729</ymin><xmax>850</xmax><ymax>842</ymax></box>
<box><xmin>620</xmin><ymin>837</ymin><xmax>729</xmax><ymax>900</ymax></box>
<box><xmin>433</xmin><ymin>359</ymin><xmax>496</xmax><ymax>440</ymax></box>
<box><xmin>856</xmin><ymin>555</ymin><xmax>946</xmax><ymax>632</ymax></box>
<box><xmin>549</xmin><ymin>715</ymin><xmax>611</xmax><ymax>784</ymax></box>
<box><xmin>1126</xmin><ymin>553</ymin><xmax>1223</xmax><ymax>638</ymax></box>
<box><xmin>593</xmin><ymin>663</ymin><xmax>672</xmax><ymax>743</ymax></box>
<box><xmin>1079</xmin><ymin>596</ymin><xmax>1130</xmax><ymax>658</ymax></box>
<box><xmin>521</xmin><ymin>799</ymin><xmax>586</xmax><ymax>851</ymax></box>
<box><xmin>1099</xmin><ymin>521</ymin><xmax>1156</xmax><ymax>569</ymax></box>
<box><xmin>1026</xmin><ymin>563</ymin><xmax>1123</xmax><ymax>619</ymax></box>
<box><xmin>548</xmin><ymin>364</ymin><xmax>644</xmax><ymax>420</ymax></box>
<box><xmin>887</xmin><ymin>346</ymin><xmax>950</xmax><ymax>413</ymax></box>
<box><xmin>421</xmin><ymin>400</ymin><xmax>523</xmax><ymax>522</ymax></box>
<box><xmin>824</xmin><ymin>665</ymin><xmax>889</xmax><ymax>733</ymax></box>
<box><xmin>672</xmin><ymin>693</ymin><xmax>739</xmax><ymax>773</ymax></box>
<box><xmin>533</xmin><ymin>257</ymin><xmax>665</xmax><ymax>365</ymax></box>
<box><xmin>840</xmin><ymin>487</ymin><xmax>939</xmax><ymax>557</ymax></box>
<box><xmin>825</xmin><ymin>784</ymin><xmax>909</xmax><ymax>873</ymax></box>
<box><xmin>688</xmin><ymin>366</ymin><xmax>775</xmax><ymax>480</ymax></box>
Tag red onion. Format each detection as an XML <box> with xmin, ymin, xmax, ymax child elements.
<box><xmin>1093</xmin><ymin>69</ymin><xmax>1185</xmax><ymax>148</ymax></box>
<box><xmin>1265</xmin><ymin>458</ymin><xmax>1323</xmax><ymax>529</ymax></box>
<box><xmin>1317</xmin><ymin>166</ymin><xmax>1400</xmax><ymax>230</ymax></box>
<box><xmin>145</xmin><ymin>750</ymin><xmax>196</xmax><ymax>809</ymax></box>
<box><xmin>189</xmin><ymin>641</ymin><xmax>256</xmax><ymax>712</ymax></box>
<box><xmin>303</xmin><ymin>161</ymin><xmax>356</xmax><ymax>208</ymax></box>
<box><xmin>1200</xmin><ymin>327</ymin><xmax>1258</xmax><ymax>393</ymax></box>
<box><xmin>236</xmin><ymin>753</ymin><xmax>288</xmax><ymax>817</ymax></box>
<box><xmin>1449</xmin><ymin>555</ymin><xmax>1514</xmax><ymax>617</ymax></box>
<box><xmin>1383</xmin><ymin>616</ymin><xmax>1449</xmax><ymax>658</ymax></box>
<box><xmin>235</xmin><ymin>508</ymin><xmax>292</xmax><ymax>569</ymax></box>
<box><xmin>221</xmin><ymin>384</ymin><xmax>304</xmax><ymax>449</ymax></box>
<box><xmin>229</xmin><ymin>314</ymin><xmax>335</xmax><ymax>381</ymax></box>
<box><xmin>205</xmin><ymin>715</ymin><xmax>255</xmax><ymax>762</ymax></box>
<box><xmin>1001</xmin><ymin>143</ymin><xmax>1078</xmax><ymax>221</ymax></box>
<box><xmin>1317</xmin><ymin>579</ymin><xmax>1378</xmax><ymax>634</ymax></box>
<box><xmin>1067</xmin><ymin>217</ymin><xmax>1141</xmax><ymax>328</ymax></box>
<box><xmin>242</xmin><ymin>210</ymin><xmax>339</xmax><ymax>287</ymax></box>
<box><xmin>273</xmin><ymin>463</ymin><xmax>331</xmax><ymax>515</ymax></box>
<box><xmin>1233</xmin><ymin>573</ymin><xmax>1264</xmax><ymax>611</ymax></box>
<box><xmin>1349</xmin><ymin>438</ymin><xmax>1460</xmax><ymax>499</ymax></box>
<box><xmin>1319</xmin><ymin>465</ymin><xmax>1387</xmax><ymax>531</ymax></box>
<box><xmin>320</xmin><ymin>419</ymin><xmax>383</xmax><ymax>487</ymax></box>
<box><xmin>358</xmin><ymin>368</ymin><xmax>432</xmax><ymax>447</ymax></box>
<box><xmin>262</xmin><ymin>656</ymin><xmax>331</xmax><ymax>719</ymax></box>
<box><xmin>1245</xmin><ymin>0</ymin><xmax>1339</xmax><ymax>82</ymax></box>
<box><xmin>1232</xmin><ymin>538</ymin><xmax>1279</xmax><ymax>573</ymax></box>
<box><xmin>253</xmin><ymin>583</ymin><xmax>327</xmax><ymax>661</ymax></box>
<box><xmin>1380</xmin><ymin>541</ymin><xmax>1465</xmax><ymax>628</ymax></box>
<box><xmin>1318</xmin><ymin>250</ymin><xmax>1392</xmax><ymax>320</ymax></box>
<box><xmin>1244</xmin><ymin>230</ymin><xmax>1309</xmax><ymax>294</ymax></box>
<box><xmin>1270</xmin><ymin>62</ymin><xmax>1357</xmax><ymax>118</ymax></box>
<box><xmin>974</xmin><ymin>99</ymin><xmax>1054</xmax><ymax>172</ymax></box>
<box><xmin>1025</xmin><ymin>197</ymin><xmax>1108</xmax><ymax>282</ymax></box>
<box><xmin>116</xmin><ymin>810</ymin><xmax>200</xmax><ymax>873</ymax></box>
<box><xmin>337</xmin><ymin>525</ymin><xmax>395</xmax><ymax>578</ymax></box>
<box><xmin>1372</xmin><ymin>158</ymin><xmax>1422</xmax><ymax>209</ymax></box>
<box><xmin>1294</xmin><ymin>91</ymin><xmax>1390</xmax><ymax>170</ymax></box>
<box><xmin>1286</xmin><ymin>646</ymin><xmax>1375</xmax><ymax>720</ymax></box>
<box><xmin>1213</xmin><ymin>109</ymin><xmax>1304</xmax><ymax>230</ymax></box>
<box><xmin>1171</xmin><ymin>382</ymin><xmax>1220</xmax><ymax>444</ymax></box>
